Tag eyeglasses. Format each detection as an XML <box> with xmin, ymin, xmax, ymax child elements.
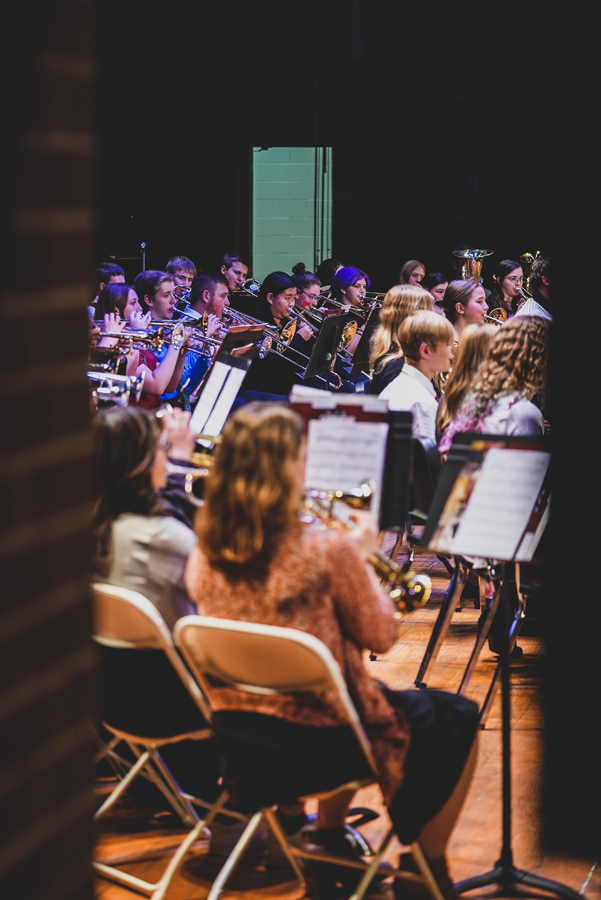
<box><xmin>300</xmin><ymin>290</ymin><xmax>321</xmax><ymax>302</ymax></box>
<box><xmin>506</xmin><ymin>276</ymin><xmax>523</xmax><ymax>284</ymax></box>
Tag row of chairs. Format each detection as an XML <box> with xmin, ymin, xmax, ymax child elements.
<box><xmin>92</xmin><ymin>583</ymin><xmax>445</xmax><ymax>900</ymax></box>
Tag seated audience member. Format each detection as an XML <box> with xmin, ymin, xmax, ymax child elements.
<box><xmin>379</xmin><ymin>311</ymin><xmax>455</xmax><ymax>440</ymax></box>
<box><xmin>442</xmin><ymin>280</ymin><xmax>489</xmax><ymax>342</ymax></box>
<box><xmin>438</xmin><ymin>316</ymin><xmax>549</xmax><ymax>453</ymax></box>
<box><xmin>166</xmin><ymin>255</ymin><xmax>198</xmax><ymax>292</ymax></box>
<box><xmin>92</xmin><ymin>405</ymin><xmax>222</xmax><ymax>805</ymax></box>
<box><xmin>488</xmin><ymin>259</ymin><xmax>524</xmax><ymax>317</ymax></box>
<box><xmin>221</xmin><ymin>253</ymin><xmax>249</xmax><ymax>294</ymax></box>
<box><xmin>436</xmin><ymin>325</ymin><xmax>497</xmax><ymax>443</ymax></box>
<box><xmin>367</xmin><ymin>284</ymin><xmax>433</xmax><ymax>394</ymax></box>
<box><xmin>399</xmin><ymin>259</ymin><xmax>426</xmax><ymax>285</ymax></box>
<box><xmin>514</xmin><ymin>255</ymin><xmax>552</xmax><ymax>321</ymax></box>
<box><xmin>185</xmin><ymin>403</ymin><xmax>478</xmax><ymax>898</ymax></box>
<box><xmin>421</xmin><ymin>273</ymin><xmax>449</xmax><ymax>314</ymax></box>
<box><xmin>315</xmin><ymin>257</ymin><xmax>343</xmax><ymax>292</ymax></box>
<box><xmin>89</xmin><ymin>261</ymin><xmax>125</xmax><ymax>316</ymax></box>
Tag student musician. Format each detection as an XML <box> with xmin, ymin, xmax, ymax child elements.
<box><xmin>399</xmin><ymin>259</ymin><xmax>426</xmax><ymax>284</ymax></box>
<box><xmin>189</xmin><ymin>273</ymin><xmax>231</xmax><ymax>336</ymax></box>
<box><xmin>166</xmin><ymin>255</ymin><xmax>198</xmax><ymax>295</ymax></box>
<box><xmin>89</xmin><ymin>261</ymin><xmax>125</xmax><ymax>317</ymax></box>
<box><xmin>131</xmin><ymin>270</ymin><xmax>190</xmax><ymax>408</ymax></box>
<box><xmin>239</xmin><ymin>271</ymin><xmax>300</xmax><ymax>399</ymax></box>
<box><xmin>185</xmin><ymin>403</ymin><xmax>478</xmax><ymax>899</ymax></box>
<box><xmin>367</xmin><ymin>284</ymin><xmax>434</xmax><ymax>394</ymax></box>
<box><xmin>379</xmin><ymin>311</ymin><xmax>455</xmax><ymax>440</ymax></box>
<box><xmin>441</xmin><ymin>280</ymin><xmax>489</xmax><ymax>342</ymax></box>
<box><xmin>221</xmin><ymin>253</ymin><xmax>249</xmax><ymax>294</ymax></box>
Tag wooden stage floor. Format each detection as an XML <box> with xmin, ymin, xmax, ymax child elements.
<box><xmin>94</xmin><ymin>547</ymin><xmax>600</xmax><ymax>900</ymax></box>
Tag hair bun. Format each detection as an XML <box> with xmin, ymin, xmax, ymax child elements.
<box><xmin>292</xmin><ymin>262</ymin><xmax>306</xmax><ymax>275</ymax></box>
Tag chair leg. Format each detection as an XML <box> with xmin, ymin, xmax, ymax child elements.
<box><xmin>262</xmin><ymin>807</ymin><xmax>307</xmax><ymax>886</ymax></box>
<box><xmin>124</xmin><ymin>742</ymin><xmax>196</xmax><ymax>826</ymax></box>
<box><xmin>411</xmin><ymin>842</ymin><xmax>445</xmax><ymax>900</ymax></box>
<box><xmin>415</xmin><ymin>563</ymin><xmax>466</xmax><ymax>687</ymax></box>
<box><xmin>207</xmin><ymin>811</ymin><xmax>269</xmax><ymax>900</ymax></box>
<box><xmin>150</xmin><ymin>791</ymin><xmax>230</xmax><ymax>900</ymax></box>
<box><xmin>348</xmin><ymin>824</ymin><xmax>395</xmax><ymax>900</ymax></box>
<box><xmin>151</xmin><ymin>748</ymin><xmax>200</xmax><ymax>826</ymax></box>
<box><xmin>94</xmin><ymin>750</ymin><xmax>150</xmax><ymax>820</ymax></box>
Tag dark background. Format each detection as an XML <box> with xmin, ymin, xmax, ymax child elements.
<box><xmin>97</xmin><ymin>0</ymin><xmax>555</xmax><ymax>288</ymax></box>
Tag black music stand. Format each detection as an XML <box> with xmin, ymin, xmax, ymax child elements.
<box><xmin>303</xmin><ymin>312</ymin><xmax>355</xmax><ymax>389</ymax></box>
<box><xmin>350</xmin><ymin>306</ymin><xmax>381</xmax><ymax>377</ymax></box>
<box><xmin>422</xmin><ymin>438</ymin><xmax>579</xmax><ymax>900</ymax></box>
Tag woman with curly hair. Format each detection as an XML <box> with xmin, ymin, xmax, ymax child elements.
<box><xmin>367</xmin><ymin>284</ymin><xmax>433</xmax><ymax>394</ymax></box>
<box><xmin>436</xmin><ymin>324</ymin><xmax>497</xmax><ymax>442</ymax></box>
<box><xmin>438</xmin><ymin>316</ymin><xmax>549</xmax><ymax>453</ymax></box>
<box><xmin>186</xmin><ymin>403</ymin><xmax>478</xmax><ymax>897</ymax></box>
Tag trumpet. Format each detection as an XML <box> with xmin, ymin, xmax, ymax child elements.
<box><xmin>95</xmin><ymin>327</ymin><xmax>166</xmax><ymax>354</ymax></box>
<box><xmin>302</xmin><ymin>482</ymin><xmax>431</xmax><ymax>615</ymax></box>
<box><xmin>87</xmin><ymin>371</ymin><xmax>145</xmax><ymax>407</ymax></box>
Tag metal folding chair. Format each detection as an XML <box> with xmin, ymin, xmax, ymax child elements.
<box><xmin>92</xmin><ymin>584</ymin><xmax>243</xmax><ymax>900</ymax></box>
<box><xmin>174</xmin><ymin>614</ymin><xmax>445</xmax><ymax>900</ymax></box>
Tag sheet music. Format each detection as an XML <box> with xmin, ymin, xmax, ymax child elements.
<box><xmin>304</xmin><ymin>417</ymin><xmax>389</xmax><ymax>517</ymax></box>
<box><xmin>450</xmin><ymin>448</ymin><xmax>550</xmax><ymax>560</ymax></box>
<box><xmin>190</xmin><ymin>362</ymin><xmax>247</xmax><ymax>444</ymax></box>
<box><xmin>202</xmin><ymin>367</ymin><xmax>247</xmax><ymax>438</ymax></box>
<box><xmin>190</xmin><ymin>362</ymin><xmax>229</xmax><ymax>433</ymax></box>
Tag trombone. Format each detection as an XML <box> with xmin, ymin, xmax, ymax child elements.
<box><xmin>301</xmin><ymin>482</ymin><xmax>431</xmax><ymax>615</ymax></box>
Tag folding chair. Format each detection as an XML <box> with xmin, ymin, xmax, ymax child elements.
<box><xmin>92</xmin><ymin>584</ymin><xmax>244</xmax><ymax>900</ymax></box>
<box><xmin>174</xmin><ymin>615</ymin><xmax>445</xmax><ymax>900</ymax></box>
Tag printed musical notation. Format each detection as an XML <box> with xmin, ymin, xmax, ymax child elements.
<box><xmin>430</xmin><ymin>448</ymin><xmax>550</xmax><ymax>561</ymax></box>
<box><xmin>304</xmin><ymin>417</ymin><xmax>389</xmax><ymax>517</ymax></box>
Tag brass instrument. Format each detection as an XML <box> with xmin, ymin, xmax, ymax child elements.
<box><xmin>96</xmin><ymin>327</ymin><xmax>166</xmax><ymax>354</ymax></box>
<box><xmin>452</xmin><ymin>248</ymin><xmax>493</xmax><ymax>283</ymax></box>
<box><xmin>237</xmin><ymin>277</ymin><xmax>262</xmax><ymax>297</ymax></box>
<box><xmin>173</xmin><ymin>284</ymin><xmax>192</xmax><ymax>302</ymax></box>
<box><xmin>484</xmin><ymin>307</ymin><xmax>510</xmax><ymax>326</ymax></box>
<box><xmin>302</xmin><ymin>482</ymin><xmax>431</xmax><ymax>615</ymax></box>
<box><xmin>87</xmin><ymin>372</ymin><xmax>145</xmax><ymax>407</ymax></box>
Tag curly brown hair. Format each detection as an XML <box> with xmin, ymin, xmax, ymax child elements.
<box><xmin>196</xmin><ymin>404</ymin><xmax>305</xmax><ymax>566</ymax></box>
<box><xmin>470</xmin><ymin>316</ymin><xmax>549</xmax><ymax>406</ymax></box>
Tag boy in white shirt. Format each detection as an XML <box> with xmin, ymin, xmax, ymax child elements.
<box><xmin>379</xmin><ymin>310</ymin><xmax>454</xmax><ymax>440</ymax></box>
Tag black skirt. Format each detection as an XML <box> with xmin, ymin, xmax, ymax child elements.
<box><xmin>212</xmin><ymin>686</ymin><xmax>478</xmax><ymax>845</ymax></box>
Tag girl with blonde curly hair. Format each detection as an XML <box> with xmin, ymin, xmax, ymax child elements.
<box><xmin>438</xmin><ymin>316</ymin><xmax>549</xmax><ymax>453</ymax></box>
<box><xmin>367</xmin><ymin>284</ymin><xmax>433</xmax><ymax>394</ymax></box>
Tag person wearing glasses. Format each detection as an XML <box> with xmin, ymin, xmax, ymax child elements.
<box><xmin>290</xmin><ymin>261</ymin><xmax>321</xmax><ymax>345</ymax></box>
<box><xmin>488</xmin><ymin>259</ymin><xmax>524</xmax><ymax>317</ymax></box>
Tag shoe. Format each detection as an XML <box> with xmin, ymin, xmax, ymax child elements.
<box><xmin>301</xmin><ymin>825</ymin><xmax>392</xmax><ymax>898</ymax></box>
<box><xmin>208</xmin><ymin>820</ymin><xmax>267</xmax><ymax>858</ymax></box>
<box><xmin>393</xmin><ymin>853</ymin><xmax>458</xmax><ymax>900</ymax></box>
